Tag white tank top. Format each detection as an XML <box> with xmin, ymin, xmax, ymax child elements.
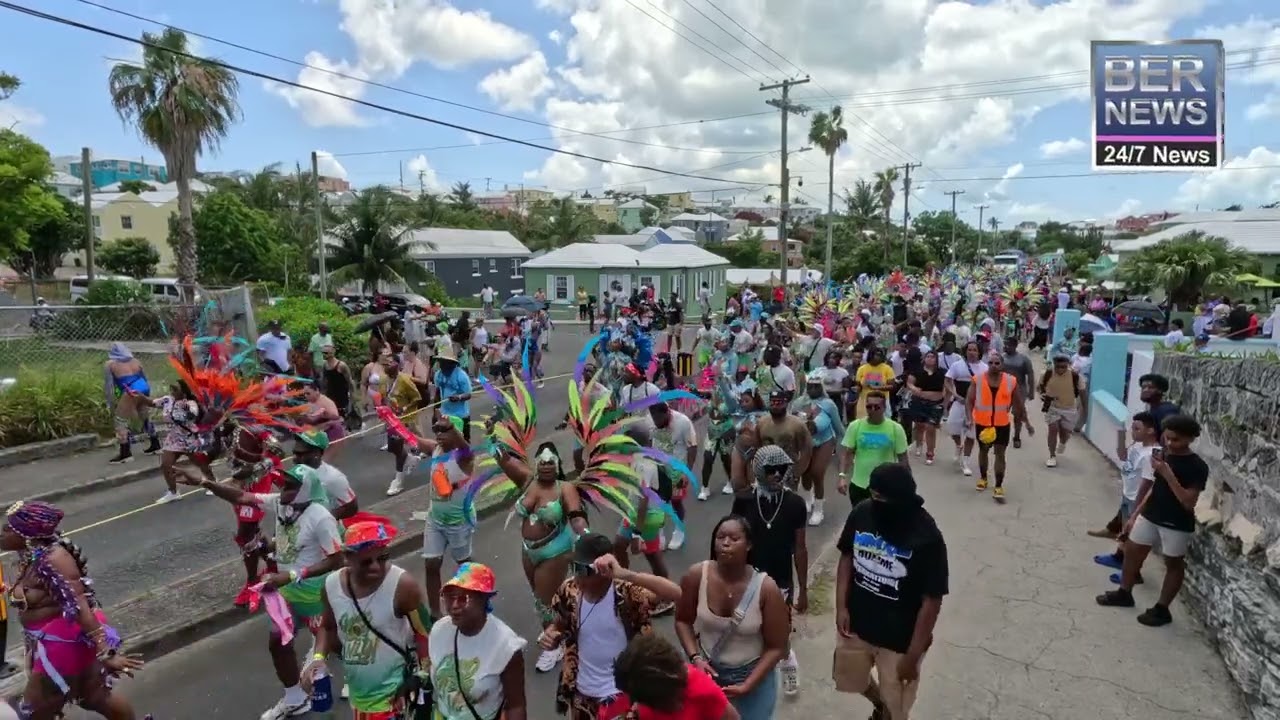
<box><xmin>325</xmin><ymin>566</ymin><xmax>413</xmax><ymax>710</ymax></box>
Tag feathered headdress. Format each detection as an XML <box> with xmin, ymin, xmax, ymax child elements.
<box><xmin>168</xmin><ymin>335</ymin><xmax>308</xmax><ymax>434</ymax></box>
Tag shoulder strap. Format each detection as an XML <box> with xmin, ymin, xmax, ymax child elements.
<box><xmin>705</xmin><ymin>568</ymin><xmax>765</xmax><ymax>664</ymax></box>
<box><xmin>344</xmin><ymin>571</ymin><xmax>415</xmax><ymax>667</ymax></box>
<box><xmin>453</xmin><ymin>628</ymin><xmax>487</xmax><ymax>720</ymax></box>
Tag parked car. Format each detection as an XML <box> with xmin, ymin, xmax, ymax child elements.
<box><xmin>69</xmin><ymin>274</ymin><xmax>132</xmax><ymax>303</ymax></box>
<box><xmin>374</xmin><ymin>292</ymin><xmax>433</xmax><ymax>317</ymax></box>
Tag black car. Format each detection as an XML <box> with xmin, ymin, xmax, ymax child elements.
<box><xmin>373</xmin><ymin>292</ymin><xmax>433</xmax><ymax>317</ymax></box>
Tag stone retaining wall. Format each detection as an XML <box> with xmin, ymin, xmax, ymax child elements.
<box><xmin>1153</xmin><ymin>353</ymin><xmax>1280</xmax><ymax>720</ymax></box>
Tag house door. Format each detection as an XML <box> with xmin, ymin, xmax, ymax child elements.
<box><xmin>638</xmin><ymin>274</ymin><xmax>659</xmax><ymax>298</ymax></box>
<box><xmin>601</xmin><ymin>274</ymin><xmax>631</xmax><ymax>303</ymax></box>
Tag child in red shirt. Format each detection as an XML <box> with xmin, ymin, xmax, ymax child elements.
<box><xmin>601</xmin><ymin>635</ymin><xmax>738</xmax><ymax>720</ymax></box>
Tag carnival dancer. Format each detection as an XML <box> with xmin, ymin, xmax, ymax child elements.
<box><xmin>291</xmin><ymin>430</ymin><xmax>359</xmax><ymax>523</ymax></box>
<box><xmin>103</xmin><ymin>342</ymin><xmax>161</xmax><ymax>464</ymax></box>
<box><xmin>614</xmin><ymin>426</ymin><xmax>674</xmax><ymax>590</ymax></box>
<box><xmin>382</xmin><ymin>360</ymin><xmax>422</xmax><ymax>497</ymax></box>
<box><xmin>224</xmin><ymin>424</ymin><xmax>284</xmax><ymax>606</ymax></box>
<box><xmin>965</xmin><ymin>352</ymin><xmax>1034</xmax><ymax>503</ymax></box>
<box><xmin>554</xmin><ymin>363</ymin><xmax>611</xmax><ymax>475</ymax></box>
<box><xmin>789</xmin><ymin>372</ymin><xmax>844</xmax><ymax>525</ymax></box>
<box><xmin>138</xmin><ymin>381</ymin><xmax>219</xmax><ymax>505</ymax></box>
<box><xmin>1</xmin><ymin>501</ymin><xmax>144</xmax><ymax>719</ymax></box>
<box><xmin>179</xmin><ymin>465</ymin><xmax>344</xmax><ymax>720</ymax></box>
<box><xmin>943</xmin><ymin>341</ymin><xmax>986</xmax><ymax>477</ymax></box>
<box><xmin>695</xmin><ymin>315</ymin><xmax>719</xmax><ymax>372</ymax></box>
<box><xmin>302</xmin><ymin>521</ymin><xmax>434</xmax><ymax>720</ymax></box>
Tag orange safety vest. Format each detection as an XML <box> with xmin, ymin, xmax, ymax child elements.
<box><xmin>973</xmin><ymin>373</ymin><xmax>1016</xmax><ymax>427</ymax></box>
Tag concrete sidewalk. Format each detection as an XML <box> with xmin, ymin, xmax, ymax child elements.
<box><xmin>779</xmin><ymin>430</ymin><xmax>1247</xmax><ymax>720</ymax></box>
<box><xmin>0</xmin><ymin>441</ymin><xmax>155</xmax><ymax>505</ymax></box>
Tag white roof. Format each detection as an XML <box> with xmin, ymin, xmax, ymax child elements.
<box><xmin>525</xmin><ymin>242</ymin><xmax>730</xmax><ymax>269</ymax></box>
<box><xmin>524</xmin><ymin>243</ymin><xmax>642</xmax><ymax>269</ymax></box>
<box><xmin>637</xmin><ymin>244</ymin><xmax>728</xmax><ymax>268</ymax></box>
<box><xmin>1148</xmin><ymin>209</ymin><xmax>1280</xmax><ymax>228</ymax></box>
<box><xmin>671</xmin><ymin>212</ymin><xmax>729</xmax><ymax>223</ymax></box>
<box><xmin>662</xmin><ymin>226</ymin><xmax>696</xmax><ymax>242</ymax></box>
<box><xmin>635</xmin><ymin>226</ymin><xmax>664</xmax><ymax>236</ymax></box>
<box><xmin>593</xmin><ymin>234</ymin><xmax>650</xmax><ymax>247</ymax></box>
<box><xmin>49</xmin><ymin>171</ymin><xmax>81</xmax><ymax>187</ymax></box>
<box><xmin>1112</xmin><ymin>221</ymin><xmax>1280</xmax><ymax>255</ymax></box>
<box><xmin>727</xmin><ymin>226</ymin><xmax>781</xmax><ymax>242</ymax></box>
<box><xmin>98</xmin><ymin>179</ymin><xmax>212</xmax><ymax>194</ymax></box>
<box><xmin>618</xmin><ymin>198</ymin><xmax>655</xmax><ymax>210</ymax></box>
<box><xmin>90</xmin><ymin>190</ymin><xmax>180</xmax><ymax>209</ymax></box>
<box><xmin>404</xmin><ymin>228</ymin><xmax>530</xmax><ymax>259</ymax></box>
<box><xmin>727</xmin><ymin>268</ymin><xmax>824</xmax><ymax>285</ymax></box>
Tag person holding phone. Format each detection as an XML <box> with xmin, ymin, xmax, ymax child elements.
<box><xmin>1097</xmin><ymin>414</ymin><xmax>1209</xmax><ymax>627</ymax></box>
<box><xmin>1093</xmin><ymin>412</ymin><xmax>1159</xmax><ymax>579</ymax></box>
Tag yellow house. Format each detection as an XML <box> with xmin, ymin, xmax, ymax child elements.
<box><xmin>577</xmin><ymin>197</ymin><xmax>619</xmax><ymax>224</ymax></box>
<box><xmin>74</xmin><ymin>191</ymin><xmax>179</xmax><ymax>272</ymax></box>
<box><xmin>665</xmin><ymin>192</ymin><xmax>696</xmax><ymax>211</ymax></box>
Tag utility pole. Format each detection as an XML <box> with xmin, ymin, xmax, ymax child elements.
<box><xmin>900</xmin><ymin>162</ymin><xmax>921</xmax><ymax>267</ymax></box>
<box><xmin>944</xmin><ymin>190</ymin><xmax>965</xmax><ymax>264</ymax></box>
<box><xmin>311</xmin><ymin>151</ymin><xmax>327</xmax><ymax>299</ymax></box>
<box><xmin>761</xmin><ymin>77</ymin><xmax>810</xmax><ymax>295</ymax></box>
<box><xmin>79</xmin><ymin>147</ymin><xmax>95</xmax><ymax>282</ymax></box>
<box><xmin>419</xmin><ymin>171</ymin><xmax>426</xmax><ymax>196</ymax></box>
<box><xmin>975</xmin><ymin>203</ymin><xmax>989</xmax><ymax>260</ymax></box>
<box><xmin>399</xmin><ymin>161</ymin><xmax>404</xmax><ymax>193</ymax></box>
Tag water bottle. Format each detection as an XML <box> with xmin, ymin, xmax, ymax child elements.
<box><xmin>311</xmin><ymin>666</ymin><xmax>335</xmax><ymax>716</ymax></box>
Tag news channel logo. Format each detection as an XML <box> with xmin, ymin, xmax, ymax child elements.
<box><xmin>1090</xmin><ymin>40</ymin><xmax>1224</xmax><ymax>171</ymax></box>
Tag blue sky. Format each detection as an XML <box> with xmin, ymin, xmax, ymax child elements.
<box><xmin>3</xmin><ymin>0</ymin><xmax>1279</xmax><ymax>226</ymax></box>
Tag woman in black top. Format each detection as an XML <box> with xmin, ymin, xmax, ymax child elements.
<box><xmin>906</xmin><ymin>350</ymin><xmax>947</xmax><ymax>464</ymax></box>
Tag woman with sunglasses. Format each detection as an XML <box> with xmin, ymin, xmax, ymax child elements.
<box><xmin>675</xmin><ymin>516</ymin><xmax>789</xmax><ymax>720</ymax></box>
<box><xmin>304</xmin><ymin>521</ymin><xmax>433</xmax><ymax>720</ymax></box>
<box><xmin>429</xmin><ymin>563</ymin><xmax>528</xmax><ymax>720</ymax></box>
<box><xmin>493</xmin><ymin>441</ymin><xmax>588</xmax><ymax>674</ymax></box>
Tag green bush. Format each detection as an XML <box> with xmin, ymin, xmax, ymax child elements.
<box><xmin>256</xmin><ymin>297</ymin><xmax>366</xmax><ymax>367</ymax></box>
<box><xmin>84</xmin><ymin>278</ymin><xmax>152</xmax><ymax>305</ymax></box>
<box><xmin>0</xmin><ymin>370</ymin><xmax>112</xmax><ymax>447</ymax></box>
<box><xmin>50</xmin><ymin>278</ymin><xmax>171</xmax><ymax>341</ymax></box>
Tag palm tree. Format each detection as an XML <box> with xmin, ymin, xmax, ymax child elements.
<box><xmin>843</xmin><ymin>180</ymin><xmax>879</xmax><ymax>232</ymax></box>
<box><xmin>1116</xmin><ymin>231</ymin><xmax>1257</xmax><ymax>308</ymax></box>
<box><xmin>325</xmin><ymin>186</ymin><xmax>432</xmax><ymax>295</ymax></box>
<box><xmin>809</xmin><ymin>105</ymin><xmax>848</xmax><ymax>280</ymax></box>
<box><xmin>241</xmin><ymin>163</ymin><xmax>284</xmax><ymax>212</ymax></box>
<box><xmin>873</xmin><ymin>166</ymin><xmax>899</xmax><ymax>259</ymax></box>
<box><xmin>109</xmin><ymin>28</ymin><xmax>240</xmax><ymax>291</ymax></box>
<box><xmin>448</xmin><ymin>181</ymin><xmax>477</xmax><ymax>212</ymax></box>
<box><xmin>545</xmin><ymin>197</ymin><xmax>593</xmax><ymax>249</ymax></box>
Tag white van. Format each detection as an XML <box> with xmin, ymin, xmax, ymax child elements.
<box><xmin>69</xmin><ymin>274</ymin><xmax>132</xmax><ymax>303</ymax></box>
<box><xmin>140</xmin><ymin>278</ymin><xmax>186</xmax><ymax>304</ymax></box>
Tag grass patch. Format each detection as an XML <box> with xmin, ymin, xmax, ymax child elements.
<box><xmin>805</xmin><ymin>564</ymin><xmax>836</xmax><ymax>616</ymax></box>
<box><xmin>0</xmin><ymin>369</ymin><xmax>113</xmax><ymax>447</ymax></box>
<box><xmin>0</xmin><ymin>337</ymin><xmax>175</xmax><ymax>385</ymax></box>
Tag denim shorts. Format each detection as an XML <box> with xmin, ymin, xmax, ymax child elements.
<box><xmin>422</xmin><ymin>516</ymin><xmax>474</xmax><ymax>562</ymax></box>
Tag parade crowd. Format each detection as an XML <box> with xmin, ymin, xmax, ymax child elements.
<box><xmin>1</xmin><ymin>263</ymin><xmax>1221</xmax><ymax>720</ymax></box>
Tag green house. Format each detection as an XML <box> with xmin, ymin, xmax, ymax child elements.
<box><xmin>523</xmin><ymin>243</ymin><xmax>731</xmax><ymax>311</ymax></box>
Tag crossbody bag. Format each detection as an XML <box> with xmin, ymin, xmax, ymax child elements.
<box><xmin>453</xmin><ymin>628</ymin><xmax>505</xmax><ymax>720</ymax></box>
<box><xmin>344</xmin><ymin>573</ymin><xmax>432</xmax><ymax>720</ymax></box>
<box><xmin>699</xmin><ymin>561</ymin><xmax>766</xmax><ymax>664</ymax></box>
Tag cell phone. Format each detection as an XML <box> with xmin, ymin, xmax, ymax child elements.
<box><xmin>1152</xmin><ymin>447</ymin><xmax>1164</xmax><ymax>461</ymax></box>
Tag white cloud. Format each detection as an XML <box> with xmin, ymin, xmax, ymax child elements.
<box><xmin>478</xmin><ymin>52</ymin><xmax>555</xmax><ymax>112</ymax></box>
<box><xmin>1172</xmin><ymin>146</ymin><xmax>1280</xmax><ymax>209</ymax></box>
<box><xmin>314</xmin><ymin>151</ymin><xmax>349</xmax><ymax>180</ymax></box>
<box><xmin>1039</xmin><ymin>137</ymin><xmax>1086</xmax><ymax>159</ymax></box>
<box><xmin>986</xmin><ymin>163</ymin><xmax>1024</xmax><ymax>201</ymax></box>
<box><xmin>1007</xmin><ymin>202</ymin><xmax>1062</xmax><ymax>220</ymax></box>
<box><xmin>266</xmin><ymin>52</ymin><xmax>371</xmax><ymax>128</ymax></box>
<box><xmin>0</xmin><ymin>102</ymin><xmax>43</xmax><ymax>130</ymax></box>
<box><xmin>1106</xmin><ymin>198</ymin><xmax>1142</xmax><ymax>218</ymax></box>
<box><xmin>548</xmin><ymin>30</ymin><xmax>563</xmax><ymax>45</ymax></box>
<box><xmin>524</xmin><ymin>0</ymin><xmax>1203</xmax><ymax>194</ymax></box>
<box><xmin>406</xmin><ymin>154</ymin><xmax>442</xmax><ymax>192</ymax></box>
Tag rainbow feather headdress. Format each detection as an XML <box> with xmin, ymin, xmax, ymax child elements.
<box><xmin>168</xmin><ymin>335</ymin><xmax>308</xmax><ymax>434</ymax></box>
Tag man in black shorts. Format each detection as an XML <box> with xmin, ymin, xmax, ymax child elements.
<box><xmin>965</xmin><ymin>352</ymin><xmax>1033</xmax><ymax>504</ymax></box>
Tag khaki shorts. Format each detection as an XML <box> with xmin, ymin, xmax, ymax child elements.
<box><xmin>1046</xmin><ymin>405</ymin><xmax>1078</xmax><ymax>429</ymax></box>
<box><xmin>832</xmin><ymin>633</ymin><xmax>921</xmax><ymax>719</ymax></box>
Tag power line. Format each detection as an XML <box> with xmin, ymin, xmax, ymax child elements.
<box><xmin>0</xmin><ymin>2</ymin><xmax>762</xmax><ymax>186</ymax></box>
<box><xmin>701</xmin><ymin>0</ymin><xmax>805</xmax><ymax>76</ymax></box>
<box><xmin>620</xmin><ymin>0</ymin><xmax>767</xmax><ymax>83</ymax></box>
<box><xmin>801</xmin><ymin>163</ymin><xmax>1280</xmax><ymax>187</ymax></box>
<box><xmin>677</xmin><ymin>0</ymin><xmax>791</xmax><ymax>78</ymax></box>
<box><xmin>68</xmin><ymin>0</ymin><xmax>757</xmax><ymax>156</ymax></box>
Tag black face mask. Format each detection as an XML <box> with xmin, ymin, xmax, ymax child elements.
<box><xmin>869</xmin><ymin>499</ymin><xmax>916</xmax><ymax>536</ymax></box>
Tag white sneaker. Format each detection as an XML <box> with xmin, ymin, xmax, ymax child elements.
<box><xmin>1046</xmin><ymin>456</ymin><xmax>1058</xmax><ymax>468</ymax></box>
<box><xmin>780</xmin><ymin>660</ymin><xmax>800</xmax><ymax>696</ymax></box>
<box><xmin>204</xmin><ymin>489</ymin><xmax>214</xmax><ymax>496</ymax></box>
<box><xmin>913</xmin><ymin>444</ymin><xmax>923</xmax><ymax>457</ymax></box>
<box><xmin>535</xmin><ymin>645</ymin><xmax>563</xmax><ymax>673</ymax></box>
<box><xmin>386</xmin><ymin>476</ymin><xmax>404</xmax><ymax>496</ymax></box>
<box><xmin>952</xmin><ymin>447</ymin><xmax>961</xmax><ymax>463</ymax></box>
<box><xmin>260</xmin><ymin>695</ymin><xmax>310</xmax><ymax>719</ymax></box>
<box><xmin>721</xmin><ymin>483</ymin><xmax>734</xmax><ymax>495</ymax></box>
<box><xmin>961</xmin><ymin>459</ymin><xmax>973</xmax><ymax>477</ymax></box>
<box><xmin>697</xmin><ymin>487</ymin><xmax>711</xmax><ymax>501</ymax></box>
<box><xmin>669</xmin><ymin>528</ymin><xmax>686</xmax><ymax>550</ymax></box>
<box><xmin>156</xmin><ymin>491</ymin><xmax>181</xmax><ymax>505</ymax></box>
<box><xmin>808</xmin><ymin>502</ymin><xmax>824</xmax><ymax>527</ymax></box>
<box><xmin>340</xmin><ymin>683</ymin><xmax>349</xmax><ymax>700</ymax></box>
<box><xmin>378</xmin><ymin>443</ymin><xmax>388</xmax><ymax>452</ymax></box>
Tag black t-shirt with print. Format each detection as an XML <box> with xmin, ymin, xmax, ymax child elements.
<box><xmin>1140</xmin><ymin>451</ymin><xmax>1208</xmax><ymax>533</ymax></box>
<box><xmin>732</xmin><ymin>491</ymin><xmax>808</xmax><ymax>592</ymax></box>
<box><xmin>836</xmin><ymin>501</ymin><xmax>949</xmax><ymax>654</ymax></box>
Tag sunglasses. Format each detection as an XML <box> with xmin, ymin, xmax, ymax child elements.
<box><xmin>763</xmin><ymin>463</ymin><xmax>792</xmax><ymax>476</ymax></box>
<box><xmin>357</xmin><ymin>553</ymin><xmax>391</xmax><ymax>568</ymax></box>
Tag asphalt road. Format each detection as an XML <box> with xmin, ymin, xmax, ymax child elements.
<box><xmin>59</xmin><ymin>449</ymin><xmax>848</xmax><ymax>720</ymax></box>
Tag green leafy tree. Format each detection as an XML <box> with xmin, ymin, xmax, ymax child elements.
<box><xmin>447</xmin><ymin>181</ymin><xmax>477</xmax><ymax>213</ymax></box>
<box><xmin>99</xmin><ymin>236</ymin><xmax>161</xmax><ymax>278</ymax></box>
<box><xmin>809</xmin><ymin>105</ymin><xmax>848</xmax><ymax>278</ymax></box>
<box><xmin>1117</xmin><ymin>231</ymin><xmax>1258</xmax><ymax>307</ymax></box>
<box><xmin>109</xmin><ymin>28</ymin><xmax>241</xmax><ymax>289</ymax></box>
<box><xmin>117</xmin><ymin>179</ymin><xmax>157</xmax><ymax>194</ymax></box>
<box><xmin>911</xmin><ymin>210</ymin><xmax>978</xmax><ymax>265</ymax></box>
<box><xmin>0</xmin><ymin>129</ymin><xmax>64</xmax><ymax>261</ymax></box>
<box><xmin>843</xmin><ymin>180</ymin><xmax>879</xmax><ymax>232</ymax></box>
<box><xmin>325</xmin><ymin>186</ymin><xmax>431</xmax><ymax>295</ymax></box>
<box><xmin>639</xmin><ymin>206</ymin><xmax>657</xmax><ymax>228</ymax></box>
<box><xmin>7</xmin><ymin>195</ymin><xmax>88</xmax><ymax>279</ymax></box>
<box><xmin>873</xmin><ymin>166</ymin><xmax>900</xmax><ymax>258</ymax></box>
<box><xmin>193</xmin><ymin>191</ymin><xmax>282</xmax><ymax>283</ymax></box>
<box><xmin>0</xmin><ymin>71</ymin><xmax>18</xmax><ymax>100</ymax></box>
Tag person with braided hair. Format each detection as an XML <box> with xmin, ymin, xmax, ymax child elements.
<box><xmin>605</xmin><ymin>633</ymin><xmax>738</xmax><ymax>719</ymax></box>
<box><xmin>1</xmin><ymin>501</ymin><xmax>144</xmax><ymax>718</ymax></box>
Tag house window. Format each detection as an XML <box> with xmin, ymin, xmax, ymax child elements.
<box><xmin>489</xmin><ymin>258</ymin><xmax>497</xmax><ymax>273</ymax></box>
<box><xmin>120</xmin><ymin>215</ymin><xmax>133</xmax><ymax>230</ymax></box>
<box><xmin>511</xmin><ymin>259</ymin><xmax>523</xmax><ymax>278</ymax></box>
<box><xmin>92</xmin><ymin>216</ymin><xmax>101</xmax><ymax>228</ymax></box>
<box><xmin>554</xmin><ymin>275</ymin><xmax>570</xmax><ymax>301</ymax></box>
<box><xmin>424</xmin><ymin>260</ymin><xmax>436</xmax><ymax>273</ymax></box>
<box><xmin>471</xmin><ymin>259</ymin><xmax>480</xmax><ymax>275</ymax></box>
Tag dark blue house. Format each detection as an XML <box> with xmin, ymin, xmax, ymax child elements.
<box><xmin>407</xmin><ymin>228</ymin><xmax>531</xmax><ymax>300</ymax></box>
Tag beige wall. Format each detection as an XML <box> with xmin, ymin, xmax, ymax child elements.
<box><xmin>77</xmin><ymin>194</ymin><xmax>177</xmax><ymax>272</ymax></box>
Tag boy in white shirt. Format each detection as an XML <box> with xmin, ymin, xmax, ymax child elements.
<box><xmin>1093</xmin><ymin>411</ymin><xmax>1158</xmax><ymax>575</ymax></box>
